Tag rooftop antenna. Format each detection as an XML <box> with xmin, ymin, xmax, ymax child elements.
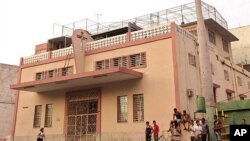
<box><xmin>95</xmin><ymin>13</ymin><xmax>102</xmax><ymax>33</ymax></box>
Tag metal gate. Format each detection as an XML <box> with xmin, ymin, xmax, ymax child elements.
<box><xmin>66</xmin><ymin>89</ymin><xmax>99</xmax><ymax>141</ymax></box>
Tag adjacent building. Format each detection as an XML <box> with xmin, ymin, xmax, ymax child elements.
<box><xmin>0</xmin><ymin>63</ymin><xmax>18</xmax><ymax>141</ymax></box>
<box><xmin>10</xmin><ymin>1</ymin><xmax>250</xmax><ymax>141</ymax></box>
<box><xmin>230</xmin><ymin>25</ymin><xmax>250</xmax><ymax>71</ymax></box>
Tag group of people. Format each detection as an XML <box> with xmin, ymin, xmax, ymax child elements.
<box><xmin>170</xmin><ymin>108</ymin><xmax>210</xmax><ymax>141</ymax></box>
<box><xmin>145</xmin><ymin>108</ymin><xmax>224</xmax><ymax>141</ymax></box>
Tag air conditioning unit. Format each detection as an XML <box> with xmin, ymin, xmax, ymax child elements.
<box><xmin>187</xmin><ymin>89</ymin><xmax>194</xmax><ymax>97</ymax></box>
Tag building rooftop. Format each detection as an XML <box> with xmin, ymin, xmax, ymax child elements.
<box><xmin>53</xmin><ymin>1</ymin><xmax>228</xmax><ymax>37</ymax></box>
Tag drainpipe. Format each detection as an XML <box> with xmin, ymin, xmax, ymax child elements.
<box><xmin>195</xmin><ymin>0</ymin><xmax>215</xmax><ymax>140</ymax></box>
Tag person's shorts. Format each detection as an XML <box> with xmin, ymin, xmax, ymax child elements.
<box><xmin>215</xmin><ymin>131</ymin><xmax>221</xmax><ymax>141</ymax></box>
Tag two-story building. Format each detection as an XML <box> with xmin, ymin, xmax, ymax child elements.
<box><xmin>11</xmin><ymin>1</ymin><xmax>250</xmax><ymax>141</ymax></box>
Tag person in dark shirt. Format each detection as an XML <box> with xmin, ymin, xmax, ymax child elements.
<box><xmin>145</xmin><ymin>121</ymin><xmax>153</xmax><ymax>141</ymax></box>
<box><xmin>173</xmin><ymin>108</ymin><xmax>182</xmax><ymax>126</ymax></box>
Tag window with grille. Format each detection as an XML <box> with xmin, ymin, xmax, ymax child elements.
<box><xmin>122</xmin><ymin>56</ymin><xmax>128</xmax><ymax>67</ymax></box>
<box><xmin>48</xmin><ymin>70</ymin><xmax>57</xmax><ymax>78</ymax></box>
<box><xmin>133</xmin><ymin>94</ymin><xmax>144</xmax><ymax>122</ymax></box>
<box><xmin>129</xmin><ymin>53</ymin><xmax>146</xmax><ymax>68</ymax></box>
<box><xmin>188</xmin><ymin>53</ymin><xmax>196</xmax><ymax>67</ymax></box>
<box><xmin>224</xmin><ymin>70</ymin><xmax>229</xmax><ymax>81</ymax></box>
<box><xmin>96</xmin><ymin>60</ymin><xmax>110</xmax><ymax>70</ymax></box>
<box><xmin>222</xmin><ymin>39</ymin><xmax>229</xmax><ymax>53</ymax></box>
<box><xmin>117</xmin><ymin>96</ymin><xmax>128</xmax><ymax>122</ymax></box>
<box><xmin>208</xmin><ymin>29</ymin><xmax>216</xmax><ymax>45</ymax></box>
<box><xmin>36</xmin><ymin>72</ymin><xmax>46</xmax><ymax>80</ymax></box>
<box><xmin>33</xmin><ymin>105</ymin><xmax>42</xmax><ymax>128</ymax></box>
<box><xmin>62</xmin><ymin>66</ymin><xmax>73</xmax><ymax>76</ymax></box>
<box><xmin>112</xmin><ymin>57</ymin><xmax>122</xmax><ymax>67</ymax></box>
<box><xmin>237</xmin><ymin>76</ymin><xmax>243</xmax><ymax>86</ymax></box>
<box><xmin>95</xmin><ymin>52</ymin><xmax>146</xmax><ymax>70</ymax></box>
<box><xmin>44</xmin><ymin>104</ymin><xmax>53</xmax><ymax>127</ymax></box>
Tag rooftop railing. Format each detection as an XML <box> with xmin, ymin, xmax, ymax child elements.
<box><xmin>53</xmin><ymin>1</ymin><xmax>227</xmax><ymax>37</ymax></box>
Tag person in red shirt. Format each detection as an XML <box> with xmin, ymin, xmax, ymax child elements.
<box><xmin>153</xmin><ymin>120</ymin><xmax>159</xmax><ymax>141</ymax></box>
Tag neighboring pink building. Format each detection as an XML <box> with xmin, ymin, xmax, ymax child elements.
<box><xmin>11</xmin><ymin>2</ymin><xmax>250</xmax><ymax>141</ymax></box>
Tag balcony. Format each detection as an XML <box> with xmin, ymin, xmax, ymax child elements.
<box><xmin>10</xmin><ymin>67</ymin><xmax>143</xmax><ymax>92</ymax></box>
<box><xmin>21</xmin><ymin>24</ymin><xmax>171</xmax><ymax>65</ymax></box>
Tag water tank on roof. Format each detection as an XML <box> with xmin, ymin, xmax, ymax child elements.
<box><xmin>196</xmin><ymin>96</ymin><xmax>206</xmax><ymax>113</ymax></box>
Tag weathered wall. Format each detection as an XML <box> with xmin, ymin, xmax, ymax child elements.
<box><xmin>0</xmin><ymin>63</ymin><xmax>18</xmax><ymax>140</ymax></box>
<box><xmin>230</xmin><ymin>25</ymin><xmax>250</xmax><ymax>65</ymax></box>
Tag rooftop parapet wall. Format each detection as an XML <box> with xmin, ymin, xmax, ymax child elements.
<box><xmin>22</xmin><ymin>24</ymin><xmax>171</xmax><ymax>65</ymax></box>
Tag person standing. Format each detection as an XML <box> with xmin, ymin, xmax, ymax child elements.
<box><xmin>172</xmin><ymin>121</ymin><xmax>181</xmax><ymax>141</ymax></box>
<box><xmin>37</xmin><ymin>128</ymin><xmax>45</xmax><ymax>141</ymax></box>
<box><xmin>213</xmin><ymin>115</ymin><xmax>222</xmax><ymax>141</ymax></box>
<box><xmin>201</xmin><ymin>118</ymin><xmax>209</xmax><ymax>141</ymax></box>
<box><xmin>189</xmin><ymin>120</ymin><xmax>196</xmax><ymax>141</ymax></box>
<box><xmin>153</xmin><ymin>120</ymin><xmax>159</xmax><ymax>141</ymax></box>
<box><xmin>145</xmin><ymin>121</ymin><xmax>153</xmax><ymax>141</ymax></box>
<box><xmin>194</xmin><ymin>120</ymin><xmax>202</xmax><ymax>141</ymax></box>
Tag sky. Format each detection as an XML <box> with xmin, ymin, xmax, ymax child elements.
<box><xmin>0</xmin><ymin>0</ymin><xmax>250</xmax><ymax>65</ymax></box>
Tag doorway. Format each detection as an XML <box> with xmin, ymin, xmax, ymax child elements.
<box><xmin>66</xmin><ymin>89</ymin><xmax>100</xmax><ymax>141</ymax></box>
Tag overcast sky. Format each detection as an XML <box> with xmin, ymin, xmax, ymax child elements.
<box><xmin>0</xmin><ymin>0</ymin><xmax>250</xmax><ymax>65</ymax></box>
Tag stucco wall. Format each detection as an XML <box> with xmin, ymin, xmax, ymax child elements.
<box><xmin>14</xmin><ymin>38</ymin><xmax>177</xmax><ymax>141</ymax></box>
<box><xmin>0</xmin><ymin>64</ymin><xmax>18</xmax><ymax>140</ymax></box>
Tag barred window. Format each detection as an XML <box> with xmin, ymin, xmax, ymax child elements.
<box><xmin>96</xmin><ymin>59</ymin><xmax>110</xmax><ymax>70</ymax></box>
<box><xmin>112</xmin><ymin>57</ymin><xmax>122</xmax><ymax>67</ymax></box>
<box><xmin>224</xmin><ymin>70</ymin><xmax>229</xmax><ymax>81</ymax></box>
<box><xmin>36</xmin><ymin>72</ymin><xmax>46</xmax><ymax>80</ymax></box>
<box><xmin>33</xmin><ymin>105</ymin><xmax>42</xmax><ymax>128</ymax></box>
<box><xmin>208</xmin><ymin>29</ymin><xmax>216</xmax><ymax>45</ymax></box>
<box><xmin>62</xmin><ymin>66</ymin><xmax>73</xmax><ymax>76</ymax></box>
<box><xmin>117</xmin><ymin>96</ymin><xmax>128</xmax><ymax>122</ymax></box>
<box><xmin>188</xmin><ymin>53</ymin><xmax>196</xmax><ymax>67</ymax></box>
<box><xmin>44</xmin><ymin>104</ymin><xmax>53</xmax><ymax>127</ymax></box>
<box><xmin>95</xmin><ymin>52</ymin><xmax>146</xmax><ymax>70</ymax></box>
<box><xmin>122</xmin><ymin>56</ymin><xmax>128</xmax><ymax>67</ymax></box>
<box><xmin>222</xmin><ymin>39</ymin><xmax>229</xmax><ymax>53</ymax></box>
<box><xmin>129</xmin><ymin>53</ymin><xmax>146</xmax><ymax>68</ymax></box>
<box><xmin>48</xmin><ymin>69</ymin><xmax>57</xmax><ymax>78</ymax></box>
<box><xmin>133</xmin><ymin>94</ymin><xmax>144</xmax><ymax>122</ymax></box>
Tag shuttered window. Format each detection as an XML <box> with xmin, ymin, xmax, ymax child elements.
<box><xmin>133</xmin><ymin>94</ymin><xmax>144</xmax><ymax>122</ymax></box>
